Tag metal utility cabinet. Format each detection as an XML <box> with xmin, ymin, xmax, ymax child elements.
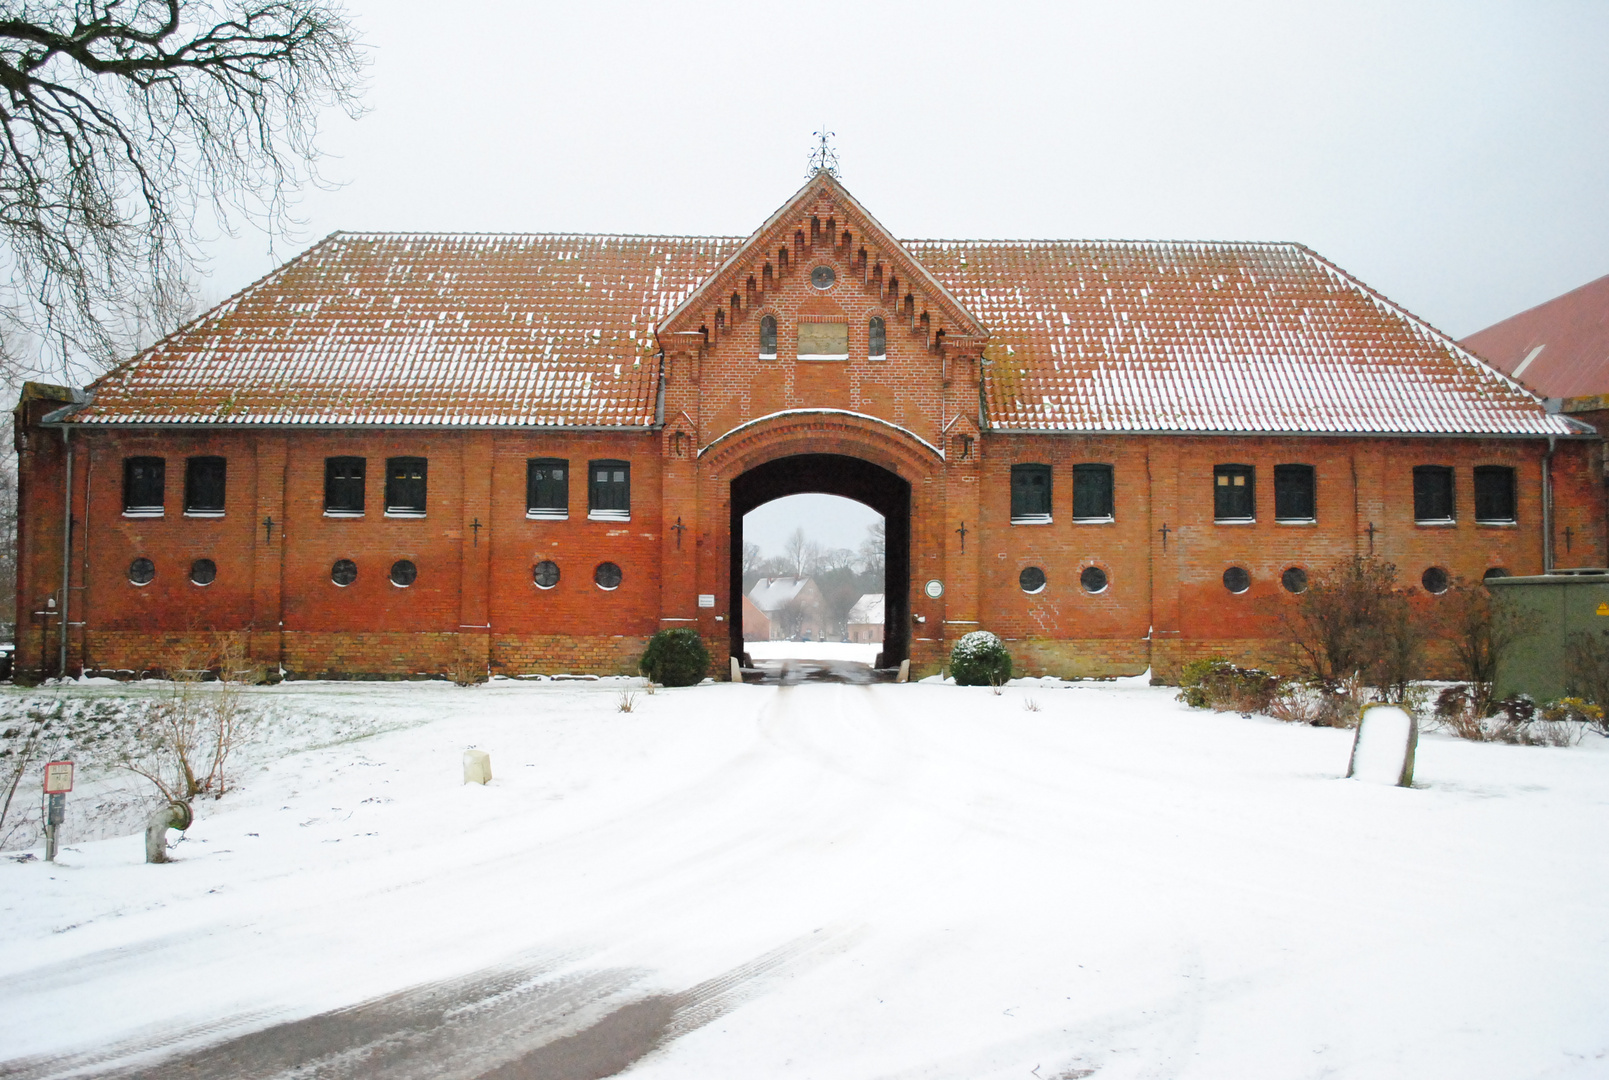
<box><xmin>1488</xmin><ymin>570</ymin><xmax>1609</xmax><ymax>702</ymax></box>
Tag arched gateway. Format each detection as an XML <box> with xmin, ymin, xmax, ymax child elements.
<box><xmin>11</xmin><ymin>171</ymin><xmax>1600</xmax><ymax>684</ymax></box>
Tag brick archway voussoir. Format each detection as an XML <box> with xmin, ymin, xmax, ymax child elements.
<box><xmin>698</xmin><ymin>409</ymin><xmax>943</xmax><ymax>481</ymax></box>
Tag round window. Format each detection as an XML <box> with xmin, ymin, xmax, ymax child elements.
<box><xmin>331</xmin><ymin>559</ymin><xmax>357</xmax><ymax>587</ymax></box>
<box><xmin>1483</xmin><ymin>567</ymin><xmax>1510</xmax><ymax>581</ymax></box>
<box><xmin>390</xmin><ymin>559</ymin><xmax>418</xmax><ymax>587</ymax></box>
<box><xmin>190</xmin><ymin>558</ymin><xmax>217</xmax><ymax>586</ymax></box>
<box><xmin>1080</xmin><ymin>566</ymin><xmax>1108</xmax><ymax>593</ymax></box>
<box><xmin>129</xmin><ymin>557</ymin><xmax>155</xmax><ymax>586</ymax></box>
<box><xmin>594</xmin><ymin>561</ymin><xmax>623</xmax><ymax>590</ymax></box>
<box><xmin>810</xmin><ymin>265</ymin><xmax>836</xmax><ymax>290</ymax></box>
<box><xmin>533</xmin><ymin>560</ymin><xmax>560</xmax><ymax>589</ymax></box>
<box><xmin>1223</xmin><ymin>566</ymin><xmax>1250</xmax><ymax>594</ymax></box>
<box><xmin>1019</xmin><ymin>566</ymin><xmax>1047</xmax><ymax>594</ymax></box>
<box><xmin>1422</xmin><ymin>566</ymin><xmax>1449</xmax><ymax>594</ymax></box>
<box><xmin>1281</xmin><ymin>566</ymin><xmax>1308</xmax><ymax>594</ymax></box>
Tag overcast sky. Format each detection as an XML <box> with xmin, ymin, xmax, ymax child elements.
<box><xmin>195</xmin><ymin>0</ymin><xmax>1609</xmax><ymax>556</ymax></box>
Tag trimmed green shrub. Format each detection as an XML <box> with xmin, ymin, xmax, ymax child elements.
<box><xmin>1177</xmin><ymin>657</ymin><xmax>1281</xmax><ymax>717</ymax></box>
<box><xmin>950</xmin><ymin>630</ymin><xmax>1012</xmax><ymax>686</ymax></box>
<box><xmin>639</xmin><ymin>629</ymin><xmax>709</xmax><ymax>687</ymax></box>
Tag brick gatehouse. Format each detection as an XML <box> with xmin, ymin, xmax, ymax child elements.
<box><xmin>13</xmin><ymin>173</ymin><xmax>1604</xmax><ymax>682</ymax></box>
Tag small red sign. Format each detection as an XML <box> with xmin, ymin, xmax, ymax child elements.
<box><xmin>43</xmin><ymin>761</ymin><xmax>74</xmax><ymax>794</ymax></box>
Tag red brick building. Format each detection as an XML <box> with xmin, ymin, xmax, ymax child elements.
<box><xmin>13</xmin><ymin>173</ymin><xmax>1603</xmax><ymax>682</ymax></box>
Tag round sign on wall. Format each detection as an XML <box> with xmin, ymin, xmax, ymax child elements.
<box><xmin>924</xmin><ymin>579</ymin><xmax>944</xmax><ymax>598</ymax></box>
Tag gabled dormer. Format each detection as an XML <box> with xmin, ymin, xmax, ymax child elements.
<box><xmin>658</xmin><ymin>172</ymin><xmax>988</xmax><ymax>444</ymax></box>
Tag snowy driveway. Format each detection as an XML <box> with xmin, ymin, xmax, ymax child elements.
<box><xmin>2</xmin><ymin>677</ymin><xmax>1608</xmax><ymax>1078</ymax></box>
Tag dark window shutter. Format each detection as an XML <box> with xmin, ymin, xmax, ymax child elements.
<box><xmin>324</xmin><ymin>457</ymin><xmax>366</xmax><ymax>514</ymax></box>
<box><xmin>1474</xmin><ymin>466</ymin><xmax>1516</xmax><ymax>522</ymax></box>
<box><xmin>1072</xmin><ymin>463</ymin><xmax>1114</xmax><ymax>519</ymax></box>
<box><xmin>1413</xmin><ymin>466</ymin><xmax>1455</xmax><ymax>521</ymax></box>
<box><xmin>1213</xmin><ymin>465</ymin><xmax>1255</xmax><ymax>520</ymax></box>
<box><xmin>123</xmin><ymin>457</ymin><xmax>165</xmax><ymax>512</ymax></box>
<box><xmin>184</xmin><ymin>456</ymin><xmax>227</xmax><ymax>513</ymax></box>
<box><xmin>1273</xmin><ymin>464</ymin><xmax>1316</xmax><ymax>521</ymax></box>
<box><xmin>1011</xmin><ymin>464</ymin><xmax>1053</xmax><ymax>520</ymax></box>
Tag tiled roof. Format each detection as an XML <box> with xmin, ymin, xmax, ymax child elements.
<box><xmin>71</xmin><ymin>230</ymin><xmax>1578</xmax><ymax>437</ymax></box>
<box><xmin>847</xmin><ymin>593</ymin><xmax>885</xmax><ymax>624</ymax></box>
<box><xmin>1460</xmin><ymin>273</ymin><xmax>1609</xmax><ymax>400</ymax></box>
<box><xmin>910</xmin><ymin>240</ymin><xmax>1577</xmax><ymax>436</ymax></box>
<box><xmin>749</xmin><ymin>576</ymin><xmax>812</xmax><ymax>612</ymax></box>
<box><xmin>78</xmin><ymin>233</ymin><xmax>743</xmax><ymax>427</ymax></box>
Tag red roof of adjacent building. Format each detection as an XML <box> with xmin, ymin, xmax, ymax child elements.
<box><xmin>1460</xmin><ymin>273</ymin><xmax>1609</xmax><ymax>400</ymax></box>
<box><xmin>68</xmin><ymin>214</ymin><xmax>1580</xmax><ymax>438</ymax></box>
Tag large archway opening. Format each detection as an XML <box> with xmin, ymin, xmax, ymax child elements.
<box><xmin>730</xmin><ymin>453</ymin><xmax>911</xmax><ymax>669</ymax></box>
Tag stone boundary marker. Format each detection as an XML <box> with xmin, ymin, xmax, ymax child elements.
<box><xmin>1347</xmin><ymin>704</ymin><xmax>1417</xmax><ymax>787</ymax></box>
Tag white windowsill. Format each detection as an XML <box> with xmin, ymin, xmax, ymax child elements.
<box><xmin>1214</xmin><ymin>517</ymin><xmax>1256</xmax><ymax>525</ymax></box>
<box><xmin>758</xmin><ymin>352</ymin><xmax>777</xmax><ymax>361</ymax></box>
<box><xmin>1073</xmin><ymin>515</ymin><xmax>1115</xmax><ymax>524</ymax></box>
<box><xmin>184</xmin><ymin>510</ymin><xmax>225</xmax><ymax>518</ymax></box>
<box><xmin>589</xmin><ymin>510</ymin><xmax>630</xmax><ymax>522</ymax></box>
<box><xmin>868</xmin><ymin>354</ymin><xmax>887</xmax><ymax>362</ymax></box>
<box><xmin>797</xmin><ymin>353</ymin><xmax>849</xmax><ymax>362</ymax></box>
<box><xmin>385</xmin><ymin>509</ymin><xmax>427</xmax><ymax>519</ymax></box>
<box><xmin>1476</xmin><ymin>519</ymin><xmax>1517</xmax><ymax>527</ymax></box>
<box><xmin>1415</xmin><ymin>518</ymin><xmax>1456</xmax><ymax>527</ymax></box>
<box><xmin>1011</xmin><ymin>514</ymin><xmax>1053</xmax><ymax>525</ymax></box>
<box><xmin>324</xmin><ymin>510</ymin><xmax>364</xmax><ymax>518</ymax></box>
<box><xmin>527</xmin><ymin>509</ymin><xmax>569</xmax><ymax>521</ymax></box>
<box><xmin>122</xmin><ymin>509</ymin><xmax>164</xmax><ymax>518</ymax></box>
<box><xmin>1275</xmin><ymin>517</ymin><xmax>1317</xmax><ymax>525</ymax></box>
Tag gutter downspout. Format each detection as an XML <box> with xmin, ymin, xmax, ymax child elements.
<box><xmin>58</xmin><ymin>426</ymin><xmax>72</xmax><ymax>680</ymax></box>
<box><xmin>1543</xmin><ymin>434</ymin><xmax>1557</xmax><ymax>573</ymax></box>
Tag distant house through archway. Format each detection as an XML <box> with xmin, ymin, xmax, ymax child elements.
<box><xmin>742</xmin><ymin>492</ymin><xmax>885</xmax><ymax>657</ymax></box>
<box><xmin>729</xmin><ymin>454</ymin><xmax>910</xmax><ymax>667</ymax></box>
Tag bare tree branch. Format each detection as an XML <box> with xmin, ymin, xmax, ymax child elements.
<box><xmin>0</xmin><ymin>0</ymin><xmax>366</xmax><ymax>377</ymax></box>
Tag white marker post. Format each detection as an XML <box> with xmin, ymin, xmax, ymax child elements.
<box><xmin>42</xmin><ymin>760</ymin><xmax>74</xmax><ymax>862</ymax></box>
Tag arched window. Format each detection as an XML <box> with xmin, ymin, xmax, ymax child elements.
<box><xmin>759</xmin><ymin>315</ymin><xmax>777</xmax><ymax>359</ymax></box>
<box><xmin>868</xmin><ymin>316</ymin><xmax>886</xmax><ymax>360</ymax></box>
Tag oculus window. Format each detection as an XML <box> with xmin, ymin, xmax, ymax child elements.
<box><xmin>1422</xmin><ymin>566</ymin><xmax>1449</xmax><ymax>594</ymax></box>
<box><xmin>1474</xmin><ymin>465</ymin><xmax>1516</xmax><ymax>523</ymax></box>
<box><xmin>1274</xmin><ymin>464</ymin><xmax>1316</xmax><ymax>522</ymax></box>
<box><xmin>331</xmin><ymin>559</ymin><xmax>357</xmax><ymax>587</ymax></box>
<box><xmin>128</xmin><ymin>557</ymin><xmax>155</xmax><ymax>585</ymax></box>
<box><xmin>868</xmin><ymin>316</ymin><xmax>886</xmax><ymax>360</ymax></box>
<box><xmin>324</xmin><ymin>457</ymin><xmax>365</xmax><ymax>516</ymax></box>
<box><xmin>527</xmin><ymin>458</ymin><xmax>569</xmax><ymax>520</ymax></box>
<box><xmin>1080</xmin><ymin>566</ymin><xmax>1109</xmax><ymax>593</ymax></box>
<box><xmin>1214</xmin><ymin>465</ymin><xmax>1255</xmax><ymax>521</ymax></box>
<box><xmin>589</xmin><ymin>460</ymin><xmax>630</xmax><ymax>521</ymax></box>
<box><xmin>123</xmin><ymin>456</ymin><xmax>165</xmax><ymax>516</ymax></box>
<box><xmin>797</xmin><ymin>321</ymin><xmax>849</xmax><ymax>360</ymax></box>
<box><xmin>1019</xmin><ymin>566</ymin><xmax>1047</xmax><ymax>594</ymax></box>
<box><xmin>390</xmin><ymin>559</ymin><xmax>418</xmax><ymax>587</ymax></box>
<box><xmin>1011</xmin><ymin>464</ymin><xmax>1053</xmax><ymax>524</ymax></box>
<box><xmin>1072</xmin><ymin>463</ymin><xmax>1114</xmax><ymax>521</ymax></box>
<box><xmin>533</xmin><ymin>560</ymin><xmax>560</xmax><ymax>589</ymax></box>
<box><xmin>594</xmin><ymin>561</ymin><xmax>623</xmax><ymax>590</ymax></box>
<box><xmin>1222</xmin><ymin>566</ymin><xmax>1251</xmax><ymax>594</ymax></box>
<box><xmin>759</xmin><ymin>315</ymin><xmax>778</xmax><ymax>359</ymax></box>
<box><xmin>810</xmin><ymin>264</ymin><xmax>836</xmax><ymax>289</ymax></box>
<box><xmin>190</xmin><ymin>558</ymin><xmax>217</xmax><ymax>586</ymax></box>
<box><xmin>385</xmin><ymin>457</ymin><xmax>427</xmax><ymax>517</ymax></box>
<box><xmin>184</xmin><ymin>456</ymin><xmax>226</xmax><ymax>516</ymax></box>
<box><xmin>1281</xmin><ymin>566</ymin><xmax>1308</xmax><ymax>593</ymax></box>
<box><xmin>1413</xmin><ymin>465</ymin><xmax>1455</xmax><ymax>523</ymax></box>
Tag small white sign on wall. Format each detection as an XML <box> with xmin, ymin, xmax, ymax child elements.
<box><xmin>698</xmin><ymin>594</ymin><xmax>715</xmax><ymax>608</ymax></box>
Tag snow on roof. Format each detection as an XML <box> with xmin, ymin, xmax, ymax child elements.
<box><xmin>1460</xmin><ymin>273</ymin><xmax>1609</xmax><ymax>400</ymax></box>
<box><xmin>67</xmin><ymin>232</ymin><xmax>1579</xmax><ymax>436</ymax></box>
<box><xmin>847</xmin><ymin>593</ymin><xmax>884</xmax><ymax>625</ymax></box>
<box><xmin>749</xmin><ymin>576</ymin><xmax>812</xmax><ymax>612</ymax></box>
<box><xmin>910</xmin><ymin>240</ymin><xmax>1578</xmax><ymax>437</ymax></box>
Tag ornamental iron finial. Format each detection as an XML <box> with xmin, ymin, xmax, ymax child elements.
<box><xmin>806</xmin><ymin>128</ymin><xmax>840</xmax><ymax>180</ymax></box>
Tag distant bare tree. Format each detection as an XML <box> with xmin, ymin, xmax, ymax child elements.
<box><xmin>782</xmin><ymin>527</ymin><xmax>817</xmax><ymax>578</ymax></box>
<box><xmin>742</xmin><ymin>540</ymin><xmax>762</xmax><ymax>576</ymax></box>
<box><xmin>858</xmin><ymin>520</ymin><xmax>885</xmax><ymax>577</ymax></box>
<box><xmin>0</xmin><ymin>0</ymin><xmax>367</xmax><ymax>376</ymax></box>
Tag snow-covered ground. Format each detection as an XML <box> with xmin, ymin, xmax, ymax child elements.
<box><xmin>2</xmin><ymin>675</ymin><xmax>1608</xmax><ymax>1078</ymax></box>
<box><xmin>744</xmin><ymin>639</ymin><xmax>882</xmax><ymax>664</ymax></box>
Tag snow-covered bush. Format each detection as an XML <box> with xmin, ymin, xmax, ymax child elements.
<box><xmin>949</xmin><ymin>631</ymin><xmax>1012</xmax><ymax>687</ymax></box>
<box><xmin>639</xmin><ymin>629</ymin><xmax>709</xmax><ymax>687</ymax></box>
